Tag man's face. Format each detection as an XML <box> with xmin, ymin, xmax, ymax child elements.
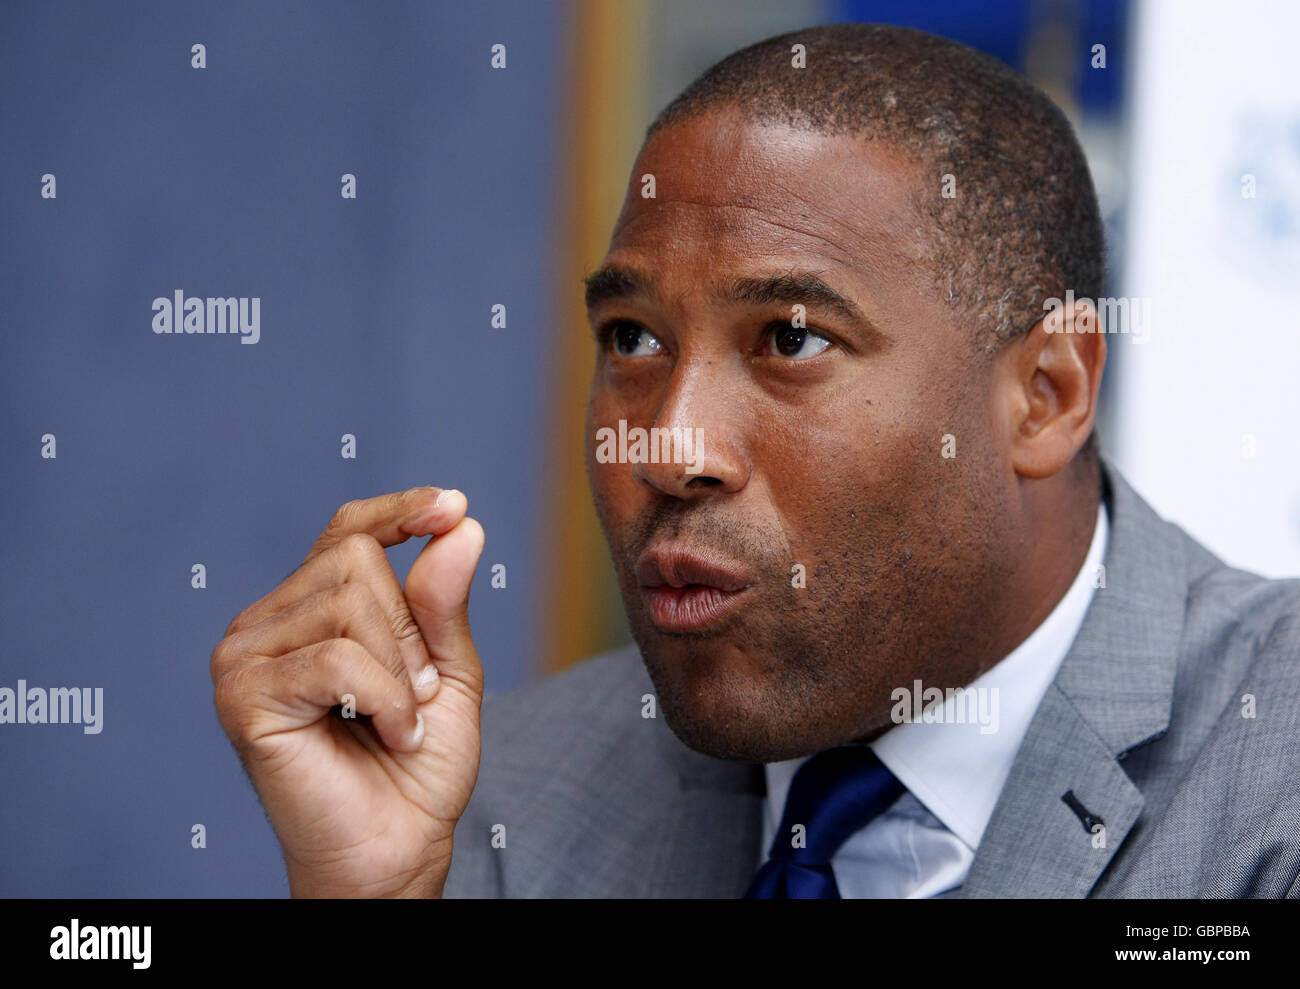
<box><xmin>585</xmin><ymin>105</ymin><xmax>1021</xmax><ymax>763</ymax></box>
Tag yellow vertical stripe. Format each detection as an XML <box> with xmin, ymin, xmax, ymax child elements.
<box><xmin>539</xmin><ymin>0</ymin><xmax>650</xmax><ymax>674</ymax></box>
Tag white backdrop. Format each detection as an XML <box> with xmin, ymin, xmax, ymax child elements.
<box><xmin>1113</xmin><ymin>0</ymin><xmax>1300</xmax><ymax>578</ymax></box>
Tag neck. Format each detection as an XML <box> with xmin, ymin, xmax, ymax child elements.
<box><xmin>849</xmin><ymin>461</ymin><xmax>1104</xmax><ymax>748</ymax></box>
<box><xmin>1001</xmin><ymin>462</ymin><xmax>1103</xmax><ymax>661</ymax></box>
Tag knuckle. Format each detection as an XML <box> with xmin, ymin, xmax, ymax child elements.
<box><xmin>336</xmin><ymin>531</ymin><xmax>382</xmax><ymax>566</ymax></box>
<box><xmin>212</xmin><ymin>667</ymin><xmax>251</xmax><ymax>720</ymax></box>
<box><xmin>223</xmin><ymin>605</ymin><xmax>254</xmax><ymax>639</ymax></box>
<box><xmin>325</xmin><ymin>499</ymin><xmax>362</xmax><ymax>535</ymax></box>
<box><xmin>316</xmin><ymin>636</ymin><xmax>364</xmax><ymax>677</ymax></box>
<box><xmin>210</xmin><ymin>637</ymin><xmax>240</xmax><ymax>680</ymax></box>
<box><xmin>390</xmin><ymin>609</ymin><xmax>423</xmax><ymax>646</ymax></box>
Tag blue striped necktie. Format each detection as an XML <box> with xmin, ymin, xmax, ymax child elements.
<box><xmin>746</xmin><ymin>744</ymin><xmax>905</xmax><ymax>898</ymax></box>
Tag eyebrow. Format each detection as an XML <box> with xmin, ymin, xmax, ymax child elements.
<box><xmin>583</xmin><ymin>263</ymin><xmax>881</xmax><ymax>339</ymax></box>
<box><xmin>583</xmin><ymin>264</ymin><xmax>644</xmax><ymax>313</ymax></box>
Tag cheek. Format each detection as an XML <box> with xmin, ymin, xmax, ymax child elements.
<box><xmin>758</xmin><ymin>396</ymin><xmax>943</xmax><ymax>569</ymax></box>
<box><xmin>585</xmin><ymin>404</ymin><xmax>644</xmax><ymax>531</ymax></box>
<box><xmin>755</xmin><ymin>386</ymin><xmax>923</xmax><ymax>496</ymax></box>
<box><xmin>585</xmin><ymin>387</ymin><xmax>624</xmax><ymax>471</ymax></box>
<box><xmin>588</xmin><ymin>463</ymin><xmax>641</xmax><ymax>527</ymax></box>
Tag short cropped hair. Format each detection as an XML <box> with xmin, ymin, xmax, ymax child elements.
<box><xmin>646</xmin><ymin>23</ymin><xmax>1106</xmax><ymax>352</ymax></box>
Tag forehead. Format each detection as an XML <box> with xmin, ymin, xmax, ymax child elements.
<box><xmin>606</xmin><ymin>107</ymin><xmax>931</xmax><ymax>284</ymax></box>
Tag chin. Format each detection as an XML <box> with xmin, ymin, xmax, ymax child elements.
<box><xmin>638</xmin><ymin>642</ymin><xmax>824</xmax><ymax>764</ymax></box>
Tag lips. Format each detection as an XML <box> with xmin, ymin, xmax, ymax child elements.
<box><xmin>635</xmin><ymin>547</ymin><xmax>756</xmax><ymax>633</ymax></box>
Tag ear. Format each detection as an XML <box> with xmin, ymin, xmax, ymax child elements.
<box><xmin>994</xmin><ymin>301</ymin><xmax>1107</xmax><ymax>480</ymax></box>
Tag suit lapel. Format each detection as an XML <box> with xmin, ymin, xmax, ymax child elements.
<box><xmin>957</xmin><ymin>463</ymin><xmax>1189</xmax><ymax>897</ymax></box>
<box><xmin>956</xmin><ymin>683</ymin><xmax>1146</xmax><ymax>896</ymax></box>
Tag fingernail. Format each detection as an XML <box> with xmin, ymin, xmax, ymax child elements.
<box><xmin>409</xmin><ymin>713</ymin><xmax>426</xmax><ymax>748</ymax></box>
<box><xmin>412</xmin><ymin>663</ymin><xmax>440</xmax><ymax>702</ymax></box>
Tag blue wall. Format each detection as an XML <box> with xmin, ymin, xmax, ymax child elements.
<box><xmin>0</xmin><ymin>0</ymin><xmax>561</xmax><ymax>896</ymax></box>
<box><xmin>0</xmin><ymin>0</ymin><xmax>1132</xmax><ymax>898</ymax></box>
<box><xmin>837</xmin><ymin>0</ymin><xmax>1125</xmax><ymax>111</ymax></box>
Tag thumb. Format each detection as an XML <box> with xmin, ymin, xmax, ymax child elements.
<box><xmin>404</xmin><ymin>513</ymin><xmax>486</xmax><ymax>693</ymax></box>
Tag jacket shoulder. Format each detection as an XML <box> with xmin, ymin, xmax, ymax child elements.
<box><xmin>479</xmin><ymin>641</ymin><xmax>652</xmax><ymax>750</ymax></box>
<box><xmin>1111</xmin><ymin>532</ymin><xmax>1300</xmax><ymax>896</ymax></box>
<box><xmin>441</xmin><ymin>642</ymin><xmax>663</xmax><ymax>897</ymax></box>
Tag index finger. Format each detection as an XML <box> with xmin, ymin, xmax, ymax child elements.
<box><xmin>305</xmin><ymin>486</ymin><xmax>468</xmax><ymax>564</ymax></box>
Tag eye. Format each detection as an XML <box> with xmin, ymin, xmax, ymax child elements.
<box><xmin>763</xmin><ymin>323</ymin><xmax>833</xmax><ymax>360</ymax></box>
<box><xmin>603</xmin><ymin>321</ymin><xmax>665</xmax><ymax>358</ymax></box>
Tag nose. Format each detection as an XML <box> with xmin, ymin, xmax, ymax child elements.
<box><xmin>632</xmin><ymin>364</ymin><xmax>750</xmax><ymax>499</ymax></box>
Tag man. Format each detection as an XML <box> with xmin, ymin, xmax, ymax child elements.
<box><xmin>211</xmin><ymin>23</ymin><xmax>1300</xmax><ymax>898</ymax></box>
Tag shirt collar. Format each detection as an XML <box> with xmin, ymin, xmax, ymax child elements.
<box><xmin>763</xmin><ymin>503</ymin><xmax>1109</xmax><ymax>850</ymax></box>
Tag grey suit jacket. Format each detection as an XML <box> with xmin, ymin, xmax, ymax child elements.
<box><xmin>444</xmin><ymin>464</ymin><xmax>1300</xmax><ymax>897</ymax></box>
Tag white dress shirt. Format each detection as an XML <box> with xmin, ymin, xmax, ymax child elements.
<box><xmin>760</xmin><ymin>503</ymin><xmax>1109</xmax><ymax>897</ymax></box>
